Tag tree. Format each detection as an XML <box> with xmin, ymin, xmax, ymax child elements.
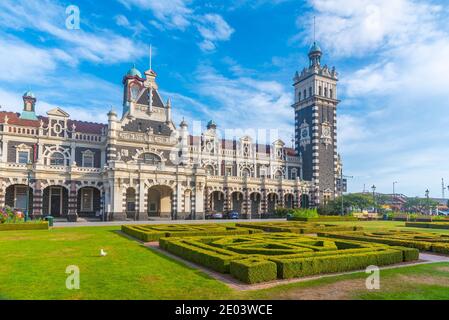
<box><xmin>318</xmin><ymin>193</ymin><xmax>375</xmax><ymax>215</ymax></box>
<box><xmin>403</xmin><ymin>197</ymin><xmax>439</xmax><ymax>213</ymax></box>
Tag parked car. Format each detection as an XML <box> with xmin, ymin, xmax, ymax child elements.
<box><xmin>211</xmin><ymin>212</ymin><xmax>223</xmax><ymax>219</ymax></box>
<box><xmin>228</xmin><ymin>211</ymin><xmax>239</xmax><ymax>219</ymax></box>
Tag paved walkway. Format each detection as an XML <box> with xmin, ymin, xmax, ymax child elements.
<box><xmin>54</xmin><ymin>218</ymin><xmax>284</xmax><ymax>228</ymax></box>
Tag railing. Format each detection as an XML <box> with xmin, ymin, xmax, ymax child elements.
<box><xmin>2</xmin><ymin>124</ymin><xmax>106</xmax><ymax>144</ymax></box>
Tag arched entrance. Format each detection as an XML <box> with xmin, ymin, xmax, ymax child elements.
<box><xmin>267</xmin><ymin>193</ymin><xmax>278</xmax><ymax>214</ymax></box>
<box><xmin>285</xmin><ymin>193</ymin><xmax>294</xmax><ymax>209</ymax></box>
<box><xmin>250</xmin><ymin>192</ymin><xmax>261</xmax><ymax>215</ymax></box>
<box><xmin>231</xmin><ymin>192</ymin><xmax>244</xmax><ymax>214</ymax></box>
<box><xmin>77</xmin><ymin>187</ymin><xmax>101</xmax><ymax>217</ymax></box>
<box><xmin>147</xmin><ymin>185</ymin><xmax>173</xmax><ymax>218</ymax></box>
<box><xmin>210</xmin><ymin>191</ymin><xmax>224</xmax><ymax>213</ymax></box>
<box><xmin>301</xmin><ymin>194</ymin><xmax>310</xmax><ymax>208</ymax></box>
<box><xmin>43</xmin><ymin>186</ymin><xmax>69</xmax><ymax>217</ymax></box>
<box><xmin>125</xmin><ymin>187</ymin><xmax>136</xmax><ymax>219</ymax></box>
<box><xmin>5</xmin><ymin>184</ymin><xmax>33</xmax><ymax>215</ymax></box>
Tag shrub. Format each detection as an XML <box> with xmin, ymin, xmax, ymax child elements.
<box><xmin>0</xmin><ymin>221</ymin><xmax>49</xmax><ymax>231</ymax></box>
<box><xmin>158</xmin><ymin>233</ymin><xmax>417</xmax><ymax>284</ymax></box>
<box><xmin>230</xmin><ymin>258</ymin><xmax>277</xmax><ymax>284</ymax></box>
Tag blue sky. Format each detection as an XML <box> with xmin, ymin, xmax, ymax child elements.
<box><xmin>0</xmin><ymin>0</ymin><xmax>449</xmax><ymax>198</ymax></box>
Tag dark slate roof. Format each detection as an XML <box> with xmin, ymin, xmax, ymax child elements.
<box><xmin>136</xmin><ymin>88</ymin><xmax>165</xmax><ymax>108</ymax></box>
<box><xmin>123</xmin><ymin>118</ymin><xmax>173</xmax><ymax>136</ymax></box>
<box><xmin>189</xmin><ymin>135</ymin><xmax>297</xmax><ymax>156</ymax></box>
<box><xmin>0</xmin><ymin>112</ymin><xmax>106</xmax><ymax>135</ymax></box>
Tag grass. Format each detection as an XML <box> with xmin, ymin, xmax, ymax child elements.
<box><xmin>1</xmin><ymin>221</ymin><xmax>449</xmax><ymax>300</ymax></box>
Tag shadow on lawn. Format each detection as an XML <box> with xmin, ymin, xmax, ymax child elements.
<box><xmin>108</xmin><ymin>230</ymin><xmax>215</xmax><ymax>281</ymax></box>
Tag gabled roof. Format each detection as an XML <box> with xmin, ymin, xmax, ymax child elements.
<box><xmin>0</xmin><ymin>112</ymin><xmax>106</xmax><ymax>135</ymax></box>
<box><xmin>47</xmin><ymin>107</ymin><xmax>70</xmax><ymax>118</ymax></box>
<box><xmin>136</xmin><ymin>88</ymin><xmax>165</xmax><ymax>108</ymax></box>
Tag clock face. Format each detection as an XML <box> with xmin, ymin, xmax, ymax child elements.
<box><xmin>323</xmin><ymin>126</ymin><xmax>331</xmax><ymax>137</ymax></box>
<box><xmin>301</xmin><ymin>128</ymin><xmax>308</xmax><ymax>138</ymax></box>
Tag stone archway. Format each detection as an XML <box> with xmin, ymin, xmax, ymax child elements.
<box><xmin>285</xmin><ymin>193</ymin><xmax>294</xmax><ymax>209</ymax></box>
<box><xmin>250</xmin><ymin>192</ymin><xmax>261</xmax><ymax>215</ymax></box>
<box><xmin>5</xmin><ymin>184</ymin><xmax>33</xmax><ymax>215</ymax></box>
<box><xmin>301</xmin><ymin>194</ymin><xmax>310</xmax><ymax>208</ymax></box>
<box><xmin>42</xmin><ymin>185</ymin><xmax>69</xmax><ymax>217</ymax></box>
<box><xmin>77</xmin><ymin>187</ymin><xmax>101</xmax><ymax>217</ymax></box>
<box><xmin>210</xmin><ymin>191</ymin><xmax>225</xmax><ymax>213</ymax></box>
<box><xmin>147</xmin><ymin>185</ymin><xmax>173</xmax><ymax>218</ymax></box>
<box><xmin>231</xmin><ymin>191</ymin><xmax>244</xmax><ymax>214</ymax></box>
<box><xmin>267</xmin><ymin>193</ymin><xmax>279</xmax><ymax>214</ymax></box>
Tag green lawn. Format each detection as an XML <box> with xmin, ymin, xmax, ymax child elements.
<box><xmin>1</xmin><ymin>221</ymin><xmax>449</xmax><ymax>300</ymax></box>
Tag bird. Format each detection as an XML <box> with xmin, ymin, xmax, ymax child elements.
<box><xmin>100</xmin><ymin>249</ymin><xmax>107</xmax><ymax>257</ymax></box>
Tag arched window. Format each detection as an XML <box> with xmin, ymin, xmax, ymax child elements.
<box><xmin>291</xmin><ymin>169</ymin><xmax>297</xmax><ymax>180</ymax></box>
<box><xmin>241</xmin><ymin>168</ymin><xmax>251</xmax><ymax>178</ymax></box>
<box><xmin>50</xmin><ymin>152</ymin><xmax>65</xmax><ymax>166</ymax></box>
<box><xmin>329</xmin><ymin>89</ymin><xmax>333</xmax><ymax>99</ymax></box>
<box><xmin>298</xmin><ymin>91</ymin><xmax>301</xmax><ymax>101</ymax></box>
<box><xmin>205</xmin><ymin>165</ymin><xmax>215</xmax><ymax>176</ymax></box>
<box><xmin>274</xmin><ymin>170</ymin><xmax>283</xmax><ymax>179</ymax></box>
<box><xmin>303</xmin><ymin>89</ymin><xmax>306</xmax><ymax>99</ymax></box>
<box><xmin>309</xmin><ymin>87</ymin><xmax>312</xmax><ymax>97</ymax></box>
<box><xmin>141</xmin><ymin>153</ymin><xmax>161</xmax><ymax>165</ymax></box>
<box><xmin>319</xmin><ymin>86</ymin><xmax>322</xmax><ymax>96</ymax></box>
<box><xmin>324</xmin><ymin>87</ymin><xmax>328</xmax><ymax>97</ymax></box>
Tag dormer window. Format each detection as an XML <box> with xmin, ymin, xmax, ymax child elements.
<box><xmin>82</xmin><ymin>150</ymin><xmax>94</xmax><ymax>168</ymax></box>
<box><xmin>18</xmin><ymin>151</ymin><xmax>29</xmax><ymax>164</ymax></box>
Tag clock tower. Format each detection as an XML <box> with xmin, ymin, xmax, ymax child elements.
<box><xmin>292</xmin><ymin>42</ymin><xmax>339</xmax><ymax>206</ymax></box>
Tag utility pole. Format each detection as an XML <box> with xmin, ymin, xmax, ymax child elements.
<box><xmin>442</xmin><ymin>178</ymin><xmax>445</xmax><ymax>199</ymax></box>
<box><xmin>393</xmin><ymin>181</ymin><xmax>398</xmax><ymax>211</ymax></box>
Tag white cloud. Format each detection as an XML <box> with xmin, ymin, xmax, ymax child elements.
<box><xmin>118</xmin><ymin>0</ymin><xmax>192</xmax><ymax>30</ymax></box>
<box><xmin>0</xmin><ymin>0</ymin><xmax>145</xmax><ymax>64</ymax></box>
<box><xmin>173</xmin><ymin>65</ymin><xmax>294</xmax><ymax>143</ymax></box>
<box><xmin>118</xmin><ymin>0</ymin><xmax>234</xmax><ymax>52</ymax></box>
<box><xmin>302</xmin><ymin>0</ymin><xmax>449</xmax><ymax>195</ymax></box>
<box><xmin>196</xmin><ymin>14</ymin><xmax>234</xmax><ymax>52</ymax></box>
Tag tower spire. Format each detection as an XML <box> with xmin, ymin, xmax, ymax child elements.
<box><xmin>149</xmin><ymin>44</ymin><xmax>152</xmax><ymax>71</ymax></box>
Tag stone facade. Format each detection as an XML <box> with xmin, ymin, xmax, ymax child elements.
<box><xmin>0</xmin><ymin>46</ymin><xmax>341</xmax><ymax>221</ymax></box>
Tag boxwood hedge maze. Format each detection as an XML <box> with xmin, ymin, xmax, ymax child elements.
<box><xmin>236</xmin><ymin>222</ymin><xmax>362</xmax><ymax>234</ymax></box>
<box><xmin>319</xmin><ymin>230</ymin><xmax>449</xmax><ymax>254</ymax></box>
<box><xmin>159</xmin><ymin>233</ymin><xmax>418</xmax><ymax>284</ymax></box>
<box><xmin>121</xmin><ymin>224</ymin><xmax>262</xmax><ymax>242</ymax></box>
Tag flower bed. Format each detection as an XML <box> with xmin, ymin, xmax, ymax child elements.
<box><xmin>236</xmin><ymin>221</ymin><xmax>362</xmax><ymax>234</ymax></box>
<box><xmin>159</xmin><ymin>233</ymin><xmax>418</xmax><ymax>284</ymax></box>
<box><xmin>318</xmin><ymin>230</ymin><xmax>449</xmax><ymax>254</ymax></box>
<box><xmin>121</xmin><ymin>224</ymin><xmax>262</xmax><ymax>242</ymax></box>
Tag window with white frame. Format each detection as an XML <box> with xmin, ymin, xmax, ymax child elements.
<box><xmin>82</xmin><ymin>150</ymin><xmax>94</xmax><ymax>168</ymax></box>
<box><xmin>291</xmin><ymin>169</ymin><xmax>297</xmax><ymax>180</ymax></box>
<box><xmin>18</xmin><ymin>151</ymin><xmax>29</xmax><ymax>164</ymax></box>
<box><xmin>15</xmin><ymin>186</ymin><xmax>28</xmax><ymax>210</ymax></box>
<box><xmin>81</xmin><ymin>188</ymin><xmax>93</xmax><ymax>211</ymax></box>
<box><xmin>50</xmin><ymin>152</ymin><xmax>65</xmax><ymax>166</ymax></box>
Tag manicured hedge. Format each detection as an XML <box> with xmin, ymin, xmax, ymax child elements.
<box><xmin>288</xmin><ymin>216</ymin><xmax>359</xmax><ymax>222</ymax></box>
<box><xmin>230</xmin><ymin>258</ymin><xmax>277</xmax><ymax>284</ymax></box>
<box><xmin>320</xmin><ymin>230</ymin><xmax>449</xmax><ymax>254</ymax></box>
<box><xmin>236</xmin><ymin>222</ymin><xmax>362</xmax><ymax>234</ymax></box>
<box><xmin>122</xmin><ymin>224</ymin><xmax>262</xmax><ymax>242</ymax></box>
<box><xmin>159</xmin><ymin>232</ymin><xmax>418</xmax><ymax>284</ymax></box>
<box><xmin>405</xmin><ymin>222</ymin><xmax>449</xmax><ymax>230</ymax></box>
<box><xmin>0</xmin><ymin>222</ymin><xmax>49</xmax><ymax>231</ymax></box>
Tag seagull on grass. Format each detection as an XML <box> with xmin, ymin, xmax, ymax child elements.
<box><xmin>100</xmin><ymin>249</ymin><xmax>107</xmax><ymax>257</ymax></box>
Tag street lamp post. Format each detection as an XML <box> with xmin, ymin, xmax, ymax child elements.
<box><xmin>25</xmin><ymin>162</ymin><xmax>33</xmax><ymax>222</ymax></box>
<box><xmin>392</xmin><ymin>181</ymin><xmax>398</xmax><ymax>211</ymax></box>
<box><xmin>371</xmin><ymin>185</ymin><xmax>377</xmax><ymax>213</ymax></box>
